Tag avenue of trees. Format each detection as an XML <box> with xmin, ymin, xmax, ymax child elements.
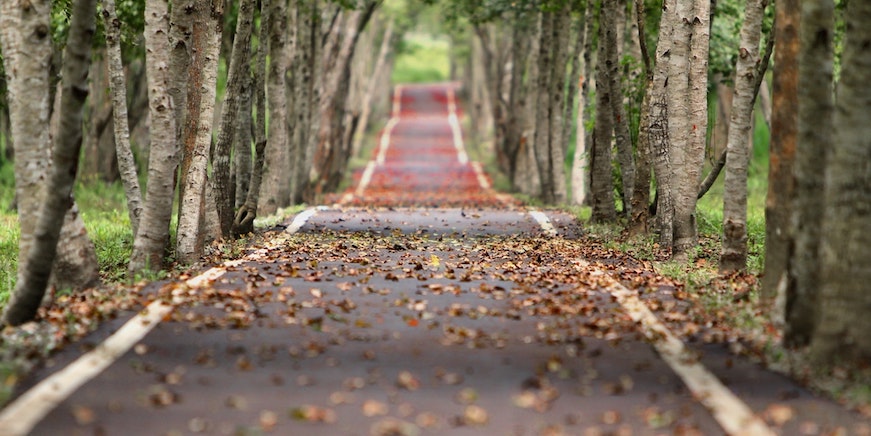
<box><xmin>0</xmin><ymin>0</ymin><xmax>869</xmax><ymax>369</ymax></box>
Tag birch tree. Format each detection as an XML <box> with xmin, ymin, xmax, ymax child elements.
<box><xmin>259</xmin><ymin>0</ymin><xmax>291</xmax><ymax>214</ymax></box>
<box><xmin>213</xmin><ymin>0</ymin><xmax>256</xmax><ymax>237</ymax></box>
<box><xmin>176</xmin><ymin>0</ymin><xmax>224</xmax><ymax>265</ymax></box>
<box><xmin>2</xmin><ymin>0</ymin><xmax>97</xmax><ymax>325</ymax></box>
<box><xmin>590</xmin><ymin>0</ymin><xmax>617</xmax><ymax>222</ymax></box>
<box><xmin>129</xmin><ymin>0</ymin><xmax>179</xmax><ymax>275</ymax></box>
<box><xmin>102</xmin><ymin>0</ymin><xmax>144</xmax><ymax>236</ymax></box>
<box><xmin>720</xmin><ymin>0</ymin><xmax>767</xmax><ymax>272</ymax></box>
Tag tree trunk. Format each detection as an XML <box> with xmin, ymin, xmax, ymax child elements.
<box><xmin>232</xmin><ymin>0</ymin><xmax>270</xmax><ymax>235</ymax></box>
<box><xmin>720</xmin><ymin>0</ymin><xmax>766</xmax><ymax>272</ymax></box>
<box><xmin>591</xmin><ymin>0</ymin><xmax>617</xmax><ymax>223</ymax></box>
<box><xmin>290</xmin><ymin>0</ymin><xmax>311</xmax><ymax>205</ymax></box>
<box><xmin>628</xmin><ymin>0</ymin><xmax>654</xmax><ymax>235</ymax></box>
<box><xmin>569</xmin><ymin>5</ymin><xmax>590</xmax><ymax>207</ymax></box>
<box><xmin>505</xmin><ymin>10</ymin><xmax>535</xmax><ymax>191</ymax></box>
<box><xmin>2</xmin><ymin>0</ymin><xmax>97</xmax><ymax>325</ymax></box>
<box><xmin>0</xmin><ymin>0</ymin><xmax>54</xmax><ymax>288</ymax></box>
<box><xmin>168</xmin><ymin>0</ymin><xmax>194</xmax><ymax>143</ymax></box>
<box><xmin>234</xmin><ymin>73</ymin><xmax>254</xmax><ymax>209</ymax></box>
<box><xmin>311</xmin><ymin>3</ymin><xmax>378</xmax><ymax>196</ymax></box>
<box><xmin>213</xmin><ymin>0</ymin><xmax>255</xmax><ymax>238</ymax></box>
<box><xmin>650</xmin><ymin>0</ymin><xmax>676</xmax><ymax>248</ymax></box>
<box><xmin>129</xmin><ymin>0</ymin><xmax>180</xmax><ymax>275</ymax></box>
<box><xmin>176</xmin><ymin>0</ymin><xmax>224</xmax><ymax>265</ymax></box>
<box><xmin>666</xmin><ymin>0</ymin><xmax>710</xmax><ymax>260</ymax></box>
<box><xmin>547</xmin><ymin>7</ymin><xmax>571</xmax><ymax>204</ymax></box>
<box><xmin>763</xmin><ymin>0</ymin><xmax>799</xmax><ymax>302</ymax></box>
<box><xmin>605</xmin><ymin>0</ymin><xmax>635</xmax><ymax>215</ymax></box>
<box><xmin>296</xmin><ymin>0</ymin><xmax>323</xmax><ymax>204</ymax></box>
<box><xmin>784</xmin><ymin>0</ymin><xmax>833</xmax><ymax>347</ymax></box>
<box><xmin>810</xmin><ymin>0</ymin><xmax>871</xmax><ymax>364</ymax></box>
<box><xmin>259</xmin><ymin>0</ymin><xmax>290</xmax><ymax>214</ymax></box>
<box><xmin>102</xmin><ymin>0</ymin><xmax>144</xmax><ymax>237</ymax></box>
<box><xmin>532</xmin><ymin>12</ymin><xmax>558</xmax><ymax>204</ymax></box>
<box><xmin>352</xmin><ymin>18</ymin><xmax>394</xmax><ymax>157</ymax></box>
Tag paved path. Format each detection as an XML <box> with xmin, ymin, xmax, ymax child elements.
<box><xmin>3</xmin><ymin>83</ymin><xmax>869</xmax><ymax>436</ymax></box>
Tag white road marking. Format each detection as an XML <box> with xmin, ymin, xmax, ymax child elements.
<box><xmin>285</xmin><ymin>205</ymin><xmax>328</xmax><ymax>234</ymax></box>
<box><xmin>528</xmin><ymin>211</ymin><xmax>772</xmax><ymax>436</ymax></box>
<box><xmin>0</xmin><ymin>209</ymin><xmax>320</xmax><ymax>436</ymax></box>
<box><xmin>445</xmin><ymin>88</ymin><xmax>469</xmax><ymax>165</ymax></box>
<box><xmin>375</xmin><ymin>117</ymin><xmax>400</xmax><ymax>166</ymax></box>
<box><xmin>599</xmin><ymin>274</ymin><xmax>774</xmax><ymax>436</ymax></box>
<box><xmin>528</xmin><ymin>209</ymin><xmax>558</xmax><ymax>237</ymax></box>
<box><xmin>470</xmin><ymin>162</ymin><xmax>491</xmax><ymax>190</ymax></box>
<box><xmin>0</xmin><ymin>300</ymin><xmax>173</xmax><ymax>436</ymax></box>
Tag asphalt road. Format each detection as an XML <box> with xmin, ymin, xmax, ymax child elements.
<box><xmin>4</xmin><ymin>83</ymin><xmax>869</xmax><ymax>436</ymax></box>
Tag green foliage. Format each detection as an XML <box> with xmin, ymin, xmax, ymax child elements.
<box><xmin>392</xmin><ymin>33</ymin><xmax>450</xmax><ymax>83</ymax></box>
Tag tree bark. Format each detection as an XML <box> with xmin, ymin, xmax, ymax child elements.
<box><xmin>0</xmin><ymin>0</ymin><xmax>54</xmax><ymax>287</ymax></box>
<box><xmin>102</xmin><ymin>0</ymin><xmax>144</xmax><ymax>237</ymax></box>
<box><xmin>352</xmin><ymin>18</ymin><xmax>394</xmax><ymax>157</ymax></box>
<box><xmin>234</xmin><ymin>73</ymin><xmax>254</xmax><ymax>209</ymax></box>
<box><xmin>666</xmin><ymin>0</ymin><xmax>710</xmax><ymax>260</ymax></box>
<box><xmin>651</xmin><ymin>0</ymin><xmax>676</xmax><ymax>248</ymax></box>
<box><xmin>810</xmin><ymin>0</ymin><xmax>871</xmax><ymax>364</ymax></box>
<box><xmin>784</xmin><ymin>0</ymin><xmax>833</xmax><ymax>347</ymax></box>
<box><xmin>628</xmin><ymin>0</ymin><xmax>654</xmax><ymax>235</ymax></box>
<box><xmin>129</xmin><ymin>0</ymin><xmax>179</xmax><ymax>275</ymax></box>
<box><xmin>176</xmin><ymin>0</ymin><xmax>224</xmax><ymax>265</ymax></box>
<box><xmin>720</xmin><ymin>0</ymin><xmax>767</xmax><ymax>272</ymax></box>
<box><xmin>569</xmin><ymin>5</ymin><xmax>590</xmax><ymax>207</ymax></box>
<box><xmin>763</xmin><ymin>0</ymin><xmax>799</xmax><ymax>302</ymax></box>
<box><xmin>233</xmin><ymin>0</ymin><xmax>270</xmax><ymax>235</ymax></box>
<box><xmin>310</xmin><ymin>3</ymin><xmax>378</xmax><ymax>196</ymax></box>
<box><xmin>2</xmin><ymin>0</ymin><xmax>97</xmax><ymax>325</ymax></box>
<box><xmin>605</xmin><ymin>0</ymin><xmax>635</xmax><ymax>215</ymax></box>
<box><xmin>259</xmin><ymin>0</ymin><xmax>291</xmax><ymax>214</ymax></box>
<box><xmin>532</xmin><ymin>11</ymin><xmax>561</xmax><ymax>204</ymax></box>
<box><xmin>591</xmin><ymin>1</ymin><xmax>617</xmax><ymax>223</ymax></box>
<box><xmin>213</xmin><ymin>0</ymin><xmax>255</xmax><ymax>237</ymax></box>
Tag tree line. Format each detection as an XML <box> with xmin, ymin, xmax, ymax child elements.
<box><xmin>1</xmin><ymin>0</ymin><xmax>869</xmax><ymax>368</ymax></box>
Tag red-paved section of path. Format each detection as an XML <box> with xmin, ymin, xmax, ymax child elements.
<box><xmin>10</xmin><ymin>83</ymin><xmax>871</xmax><ymax>436</ymax></box>
<box><xmin>334</xmin><ymin>83</ymin><xmax>514</xmax><ymax>209</ymax></box>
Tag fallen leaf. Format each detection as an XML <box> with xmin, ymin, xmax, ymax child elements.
<box><xmin>362</xmin><ymin>399</ymin><xmax>389</xmax><ymax>417</ymax></box>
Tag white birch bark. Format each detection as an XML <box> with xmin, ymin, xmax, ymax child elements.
<box><xmin>176</xmin><ymin>0</ymin><xmax>223</xmax><ymax>264</ymax></box>
<box><xmin>0</xmin><ymin>0</ymin><xmax>54</xmax><ymax>285</ymax></box>
<box><xmin>720</xmin><ymin>0</ymin><xmax>766</xmax><ymax>272</ymax></box>
<box><xmin>129</xmin><ymin>0</ymin><xmax>178</xmax><ymax>275</ymax></box>
<box><xmin>259</xmin><ymin>0</ymin><xmax>290</xmax><ymax>214</ymax></box>
<box><xmin>102</xmin><ymin>0</ymin><xmax>143</xmax><ymax>236</ymax></box>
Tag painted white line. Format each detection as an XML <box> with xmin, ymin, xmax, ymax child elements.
<box><xmin>285</xmin><ymin>205</ymin><xmax>329</xmax><ymax>234</ymax></box>
<box><xmin>391</xmin><ymin>84</ymin><xmax>403</xmax><ymax>118</ymax></box>
<box><xmin>530</xmin><ymin>212</ymin><xmax>770</xmax><ymax>435</ymax></box>
<box><xmin>590</xmin><ymin>268</ymin><xmax>774</xmax><ymax>436</ymax></box>
<box><xmin>375</xmin><ymin>117</ymin><xmax>399</xmax><ymax>166</ymax></box>
<box><xmin>0</xmin><ymin>300</ymin><xmax>172</xmax><ymax>436</ymax></box>
<box><xmin>0</xmin><ymin>207</ymin><xmax>322</xmax><ymax>435</ymax></box>
<box><xmin>445</xmin><ymin>88</ymin><xmax>469</xmax><ymax>165</ymax></box>
<box><xmin>470</xmin><ymin>162</ymin><xmax>491</xmax><ymax>190</ymax></box>
<box><xmin>528</xmin><ymin>209</ymin><xmax>558</xmax><ymax>237</ymax></box>
<box><xmin>355</xmin><ymin>161</ymin><xmax>377</xmax><ymax>197</ymax></box>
